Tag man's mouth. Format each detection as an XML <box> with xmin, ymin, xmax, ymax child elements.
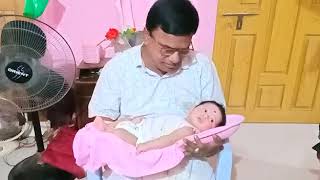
<box><xmin>166</xmin><ymin>63</ymin><xmax>180</xmax><ymax>69</ymax></box>
<box><xmin>166</xmin><ymin>64</ymin><xmax>176</xmax><ymax>68</ymax></box>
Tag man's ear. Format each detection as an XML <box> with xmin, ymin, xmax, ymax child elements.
<box><xmin>143</xmin><ymin>28</ymin><xmax>151</xmax><ymax>45</ymax></box>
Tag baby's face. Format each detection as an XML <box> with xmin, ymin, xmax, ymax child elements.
<box><xmin>188</xmin><ymin>102</ymin><xmax>223</xmax><ymax>131</ymax></box>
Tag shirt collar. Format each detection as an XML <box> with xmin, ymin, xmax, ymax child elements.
<box><xmin>133</xmin><ymin>44</ymin><xmax>144</xmax><ymax>68</ymax></box>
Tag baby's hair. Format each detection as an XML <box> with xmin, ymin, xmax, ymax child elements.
<box><xmin>196</xmin><ymin>100</ymin><xmax>226</xmax><ymax>127</ymax></box>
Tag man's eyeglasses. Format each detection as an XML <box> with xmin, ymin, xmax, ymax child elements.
<box><xmin>150</xmin><ymin>33</ymin><xmax>194</xmax><ymax>57</ymax></box>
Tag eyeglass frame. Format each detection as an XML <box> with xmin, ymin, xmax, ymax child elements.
<box><xmin>148</xmin><ymin>31</ymin><xmax>194</xmax><ymax>57</ymax></box>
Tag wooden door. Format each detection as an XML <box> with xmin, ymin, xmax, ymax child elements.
<box><xmin>0</xmin><ymin>0</ymin><xmax>24</xmax><ymax>15</ymax></box>
<box><xmin>214</xmin><ymin>0</ymin><xmax>320</xmax><ymax>123</ymax></box>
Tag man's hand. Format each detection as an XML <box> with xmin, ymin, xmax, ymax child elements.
<box><xmin>182</xmin><ymin>135</ymin><xmax>226</xmax><ymax>158</ymax></box>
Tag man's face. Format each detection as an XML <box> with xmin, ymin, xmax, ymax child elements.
<box><xmin>143</xmin><ymin>28</ymin><xmax>193</xmax><ymax>74</ymax></box>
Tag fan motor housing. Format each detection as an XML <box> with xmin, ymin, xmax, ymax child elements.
<box><xmin>5</xmin><ymin>61</ymin><xmax>33</xmax><ymax>83</ymax></box>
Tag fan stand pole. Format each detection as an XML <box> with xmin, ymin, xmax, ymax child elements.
<box><xmin>27</xmin><ymin>112</ymin><xmax>45</xmax><ymax>152</ymax></box>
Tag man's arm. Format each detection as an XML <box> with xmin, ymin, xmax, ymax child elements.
<box><xmin>88</xmin><ymin>56</ymin><xmax>123</xmax><ymax>120</ymax></box>
<box><xmin>184</xmin><ymin>54</ymin><xmax>227</xmax><ymax>156</ymax></box>
<box><xmin>137</xmin><ymin>127</ymin><xmax>194</xmax><ymax>152</ymax></box>
<box><xmin>200</xmin><ymin>54</ymin><xmax>232</xmax><ymax>180</ymax></box>
<box><xmin>184</xmin><ymin>54</ymin><xmax>232</xmax><ymax>179</ymax></box>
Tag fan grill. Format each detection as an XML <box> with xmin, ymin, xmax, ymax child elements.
<box><xmin>0</xmin><ymin>15</ymin><xmax>76</xmax><ymax>112</ymax></box>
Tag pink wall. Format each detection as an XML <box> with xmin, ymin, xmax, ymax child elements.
<box><xmin>39</xmin><ymin>0</ymin><xmax>218</xmax><ymax>65</ymax></box>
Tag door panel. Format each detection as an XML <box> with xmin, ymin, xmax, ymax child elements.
<box><xmin>0</xmin><ymin>0</ymin><xmax>24</xmax><ymax>14</ymax></box>
<box><xmin>214</xmin><ymin>0</ymin><xmax>320</xmax><ymax>123</ymax></box>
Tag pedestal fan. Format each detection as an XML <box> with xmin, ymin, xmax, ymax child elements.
<box><xmin>0</xmin><ymin>97</ymin><xmax>29</xmax><ymax>156</ymax></box>
<box><xmin>0</xmin><ymin>14</ymin><xmax>76</xmax><ymax>153</ymax></box>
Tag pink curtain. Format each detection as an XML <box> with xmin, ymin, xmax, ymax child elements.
<box><xmin>39</xmin><ymin>0</ymin><xmax>218</xmax><ymax>64</ymax></box>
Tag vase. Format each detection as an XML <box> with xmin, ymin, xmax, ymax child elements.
<box><xmin>82</xmin><ymin>44</ymin><xmax>101</xmax><ymax>64</ymax></box>
<box><xmin>113</xmin><ymin>37</ymin><xmax>132</xmax><ymax>53</ymax></box>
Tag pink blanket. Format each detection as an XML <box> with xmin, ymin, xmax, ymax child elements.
<box><xmin>73</xmin><ymin>114</ymin><xmax>244</xmax><ymax>177</ymax></box>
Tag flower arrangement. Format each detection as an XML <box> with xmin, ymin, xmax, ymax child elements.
<box><xmin>97</xmin><ymin>27</ymin><xmax>137</xmax><ymax>48</ymax></box>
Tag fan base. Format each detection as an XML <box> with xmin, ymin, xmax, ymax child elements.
<box><xmin>8</xmin><ymin>153</ymin><xmax>75</xmax><ymax>180</ymax></box>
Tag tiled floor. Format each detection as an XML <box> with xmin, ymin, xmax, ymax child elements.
<box><xmin>229</xmin><ymin>123</ymin><xmax>319</xmax><ymax>180</ymax></box>
<box><xmin>0</xmin><ymin>144</ymin><xmax>37</xmax><ymax>179</ymax></box>
<box><xmin>1</xmin><ymin>123</ymin><xmax>319</xmax><ymax>180</ymax></box>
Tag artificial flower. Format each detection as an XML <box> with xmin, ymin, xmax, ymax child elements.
<box><xmin>97</xmin><ymin>27</ymin><xmax>136</xmax><ymax>47</ymax></box>
<box><xmin>105</xmin><ymin>28</ymin><xmax>119</xmax><ymax>40</ymax></box>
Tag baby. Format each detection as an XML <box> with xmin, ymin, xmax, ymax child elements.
<box><xmin>94</xmin><ymin>100</ymin><xmax>226</xmax><ymax>152</ymax></box>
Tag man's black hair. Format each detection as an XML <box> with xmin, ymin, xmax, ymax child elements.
<box><xmin>196</xmin><ymin>101</ymin><xmax>226</xmax><ymax>127</ymax></box>
<box><xmin>146</xmin><ymin>0</ymin><xmax>199</xmax><ymax>36</ymax></box>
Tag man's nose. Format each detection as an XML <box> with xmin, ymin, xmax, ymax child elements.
<box><xmin>169</xmin><ymin>51</ymin><xmax>181</xmax><ymax>64</ymax></box>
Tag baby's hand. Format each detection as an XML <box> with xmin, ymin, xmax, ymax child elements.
<box><xmin>93</xmin><ymin>117</ymin><xmax>115</xmax><ymax>132</ymax></box>
<box><xmin>136</xmin><ymin>143</ymin><xmax>147</xmax><ymax>154</ymax></box>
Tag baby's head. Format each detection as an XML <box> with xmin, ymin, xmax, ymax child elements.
<box><xmin>187</xmin><ymin>101</ymin><xmax>226</xmax><ymax>132</ymax></box>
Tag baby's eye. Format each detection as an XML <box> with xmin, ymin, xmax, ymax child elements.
<box><xmin>211</xmin><ymin>119</ymin><xmax>214</xmax><ymax>123</ymax></box>
<box><xmin>204</xmin><ymin>109</ymin><xmax>207</xmax><ymax>112</ymax></box>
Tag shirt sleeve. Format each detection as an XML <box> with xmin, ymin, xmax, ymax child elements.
<box><xmin>215</xmin><ymin>142</ymin><xmax>233</xmax><ymax>180</ymax></box>
<box><xmin>199</xmin><ymin>54</ymin><xmax>226</xmax><ymax>107</ymax></box>
<box><xmin>88</xmin><ymin>57</ymin><xmax>122</xmax><ymax>120</ymax></box>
